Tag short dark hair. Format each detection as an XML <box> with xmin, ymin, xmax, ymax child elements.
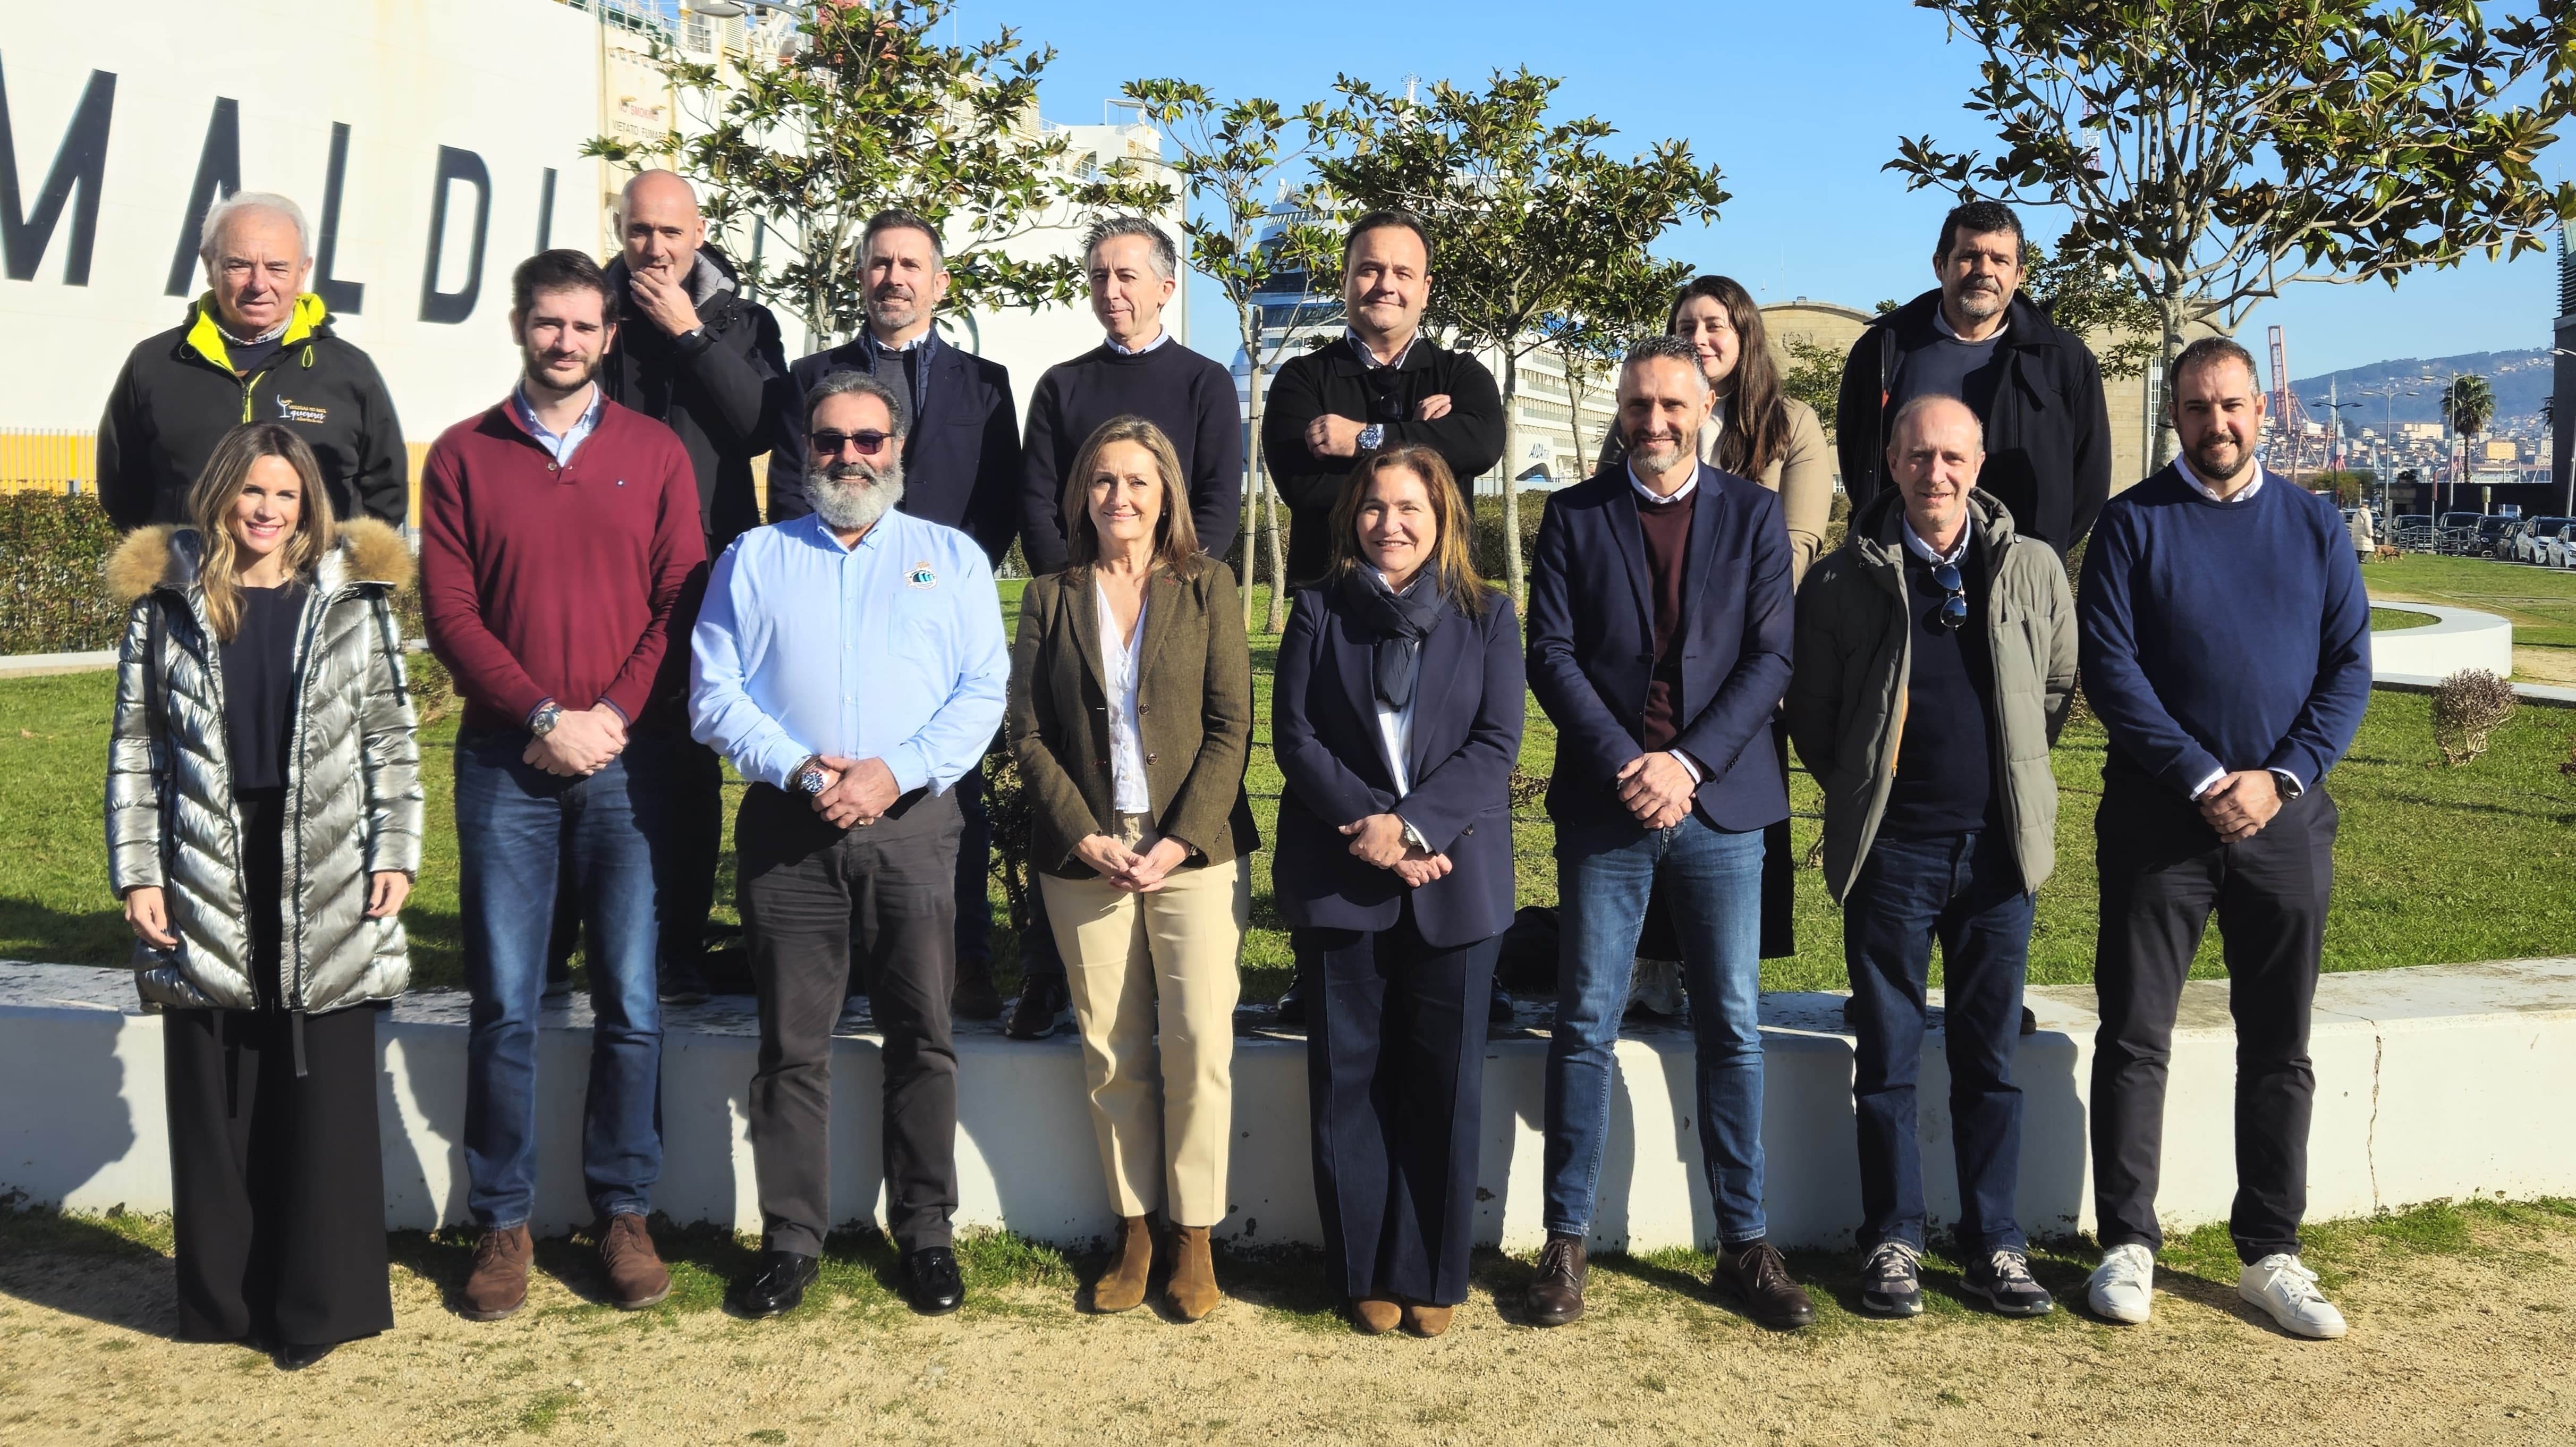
<box><xmin>1083</xmin><ymin>215</ymin><xmax>1177</xmax><ymax>281</ymax></box>
<box><xmin>862</xmin><ymin>208</ymin><xmax>944</xmax><ymax>268</ymax></box>
<box><xmin>1935</xmin><ymin>200</ymin><xmax>2024</xmax><ymax>263</ymax></box>
<box><xmin>1341</xmin><ymin>208</ymin><xmax>1433</xmax><ymax>268</ymax></box>
<box><xmin>804</xmin><ymin>369</ymin><xmax>910</xmax><ymax>442</ymax></box>
<box><xmin>1621</xmin><ymin>334</ymin><xmax>1706</xmax><ymax>387</ymax></box>
<box><xmin>511</xmin><ymin>249</ymin><xmax>621</xmax><ymax>325</ymax></box>
<box><xmin>2170</xmin><ymin>336</ymin><xmax>2263</xmax><ymax>396</ymax></box>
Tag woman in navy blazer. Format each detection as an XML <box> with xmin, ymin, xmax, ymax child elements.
<box><xmin>1272</xmin><ymin>445</ymin><xmax>1526</xmax><ymax>1337</ymax></box>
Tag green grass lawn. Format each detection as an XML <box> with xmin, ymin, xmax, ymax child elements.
<box><xmin>2368</xmin><ymin>552</ymin><xmax>2576</xmax><ymax>649</ymax></box>
<box><xmin>9</xmin><ymin>594</ymin><xmax>2574</xmax><ymax>999</ymax></box>
<box><xmin>2369</xmin><ymin>606</ymin><xmax>2434</xmax><ymax>632</ymax></box>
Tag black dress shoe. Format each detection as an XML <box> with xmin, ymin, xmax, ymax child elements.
<box><xmin>735</xmin><ymin>1250</ymin><xmax>820</xmax><ymax>1318</ymax></box>
<box><xmin>1523</xmin><ymin>1232</ymin><xmax>1588</xmax><ymax>1327</ymax></box>
<box><xmin>905</xmin><ymin>1246</ymin><xmax>965</xmax><ymax>1315</ymax></box>
<box><xmin>1712</xmin><ymin>1240</ymin><xmax>1816</xmax><ymax>1331</ymax></box>
<box><xmin>272</xmin><ymin>1341</ymin><xmax>336</xmax><ymax>1371</ymax></box>
<box><xmin>1003</xmin><ymin>977</ymin><xmax>1069</xmax><ymax>1040</ymax></box>
<box><xmin>1272</xmin><ymin>977</ymin><xmax>1308</xmax><ymax>1027</ymax></box>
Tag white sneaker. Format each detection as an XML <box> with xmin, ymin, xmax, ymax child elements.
<box><xmin>2087</xmin><ymin>1243</ymin><xmax>2155</xmax><ymax>1324</ymax></box>
<box><xmin>2239</xmin><ymin>1254</ymin><xmax>2347</xmax><ymax>1339</ymax></box>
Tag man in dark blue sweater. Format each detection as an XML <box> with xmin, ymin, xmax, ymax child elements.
<box><xmin>2076</xmin><ymin>337</ymin><xmax>2370</xmax><ymax>1341</ymax></box>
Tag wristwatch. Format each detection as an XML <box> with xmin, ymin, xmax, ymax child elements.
<box><xmin>528</xmin><ymin>700</ymin><xmax>564</xmax><ymax>738</ymax></box>
<box><xmin>1357</xmin><ymin>422</ymin><xmax>1386</xmax><ymax>452</ymax></box>
<box><xmin>795</xmin><ymin>755</ymin><xmax>831</xmax><ymax>796</ymax></box>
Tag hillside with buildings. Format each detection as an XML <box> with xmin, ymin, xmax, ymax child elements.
<box><xmin>2292</xmin><ymin>348</ymin><xmax>2551</xmax><ymax>427</ymax></box>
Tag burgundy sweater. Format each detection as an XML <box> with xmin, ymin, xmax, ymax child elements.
<box><xmin>1636</xmin><ymin>488</ymin><xmax>1694</xmax><ymax>750</ymax></box>
<box><xmin>418</xmin><ymin>397</ymin><xmax>706</xmax><ymax>733</ymax></box>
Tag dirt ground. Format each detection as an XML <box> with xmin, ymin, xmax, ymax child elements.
<box><xmin>4</xmin><ymin>1205</ymin><xmax>2572</xmax><ymax>1447</ymax></box>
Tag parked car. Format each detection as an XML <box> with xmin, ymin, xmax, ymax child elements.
<box><xmin>2476</xmin><ymin>516</ymin><xmax>2518</xmax><ymax>558</ymax></box>
<box><xmin>2392</xmin><ymin>514</ymin><xmax>2436</xmax><ymax>551</ymax></box>
<box><xmin>2514</xmin><ymin>518</ymin><xmax>2576</xmax><ymax>564</ymax></box>
<box><xmin>2549</xmin><ymin>524</ymin><xmax>2576</xmax><ymax>570</ymax></box>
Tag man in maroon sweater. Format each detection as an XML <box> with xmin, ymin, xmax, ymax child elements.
<box><xmin>419</xmin><ymin>250</ymin><xmax>706</xmax><ymax>1322</ymax></box>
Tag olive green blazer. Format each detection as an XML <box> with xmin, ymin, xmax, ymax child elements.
<box><xmin>1006</xmin><ymin>562</ymin><xmax>1259</xmax><ymax>878</ymax></box>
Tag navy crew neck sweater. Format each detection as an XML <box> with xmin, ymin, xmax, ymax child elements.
<box><xmin>2075</xmin><ymin>466</ymin><xmax>2370</xmax><ymax>796</ymax></box>
<box><xmin>1019</xmin><ymin>338</ymin><xmax>1243</xmax><ymax>573</ymax></box>
<box><xmin>1880</xmin><ymin>540</ymin><xmax>2004</xmax><ymax>837</ymax></box>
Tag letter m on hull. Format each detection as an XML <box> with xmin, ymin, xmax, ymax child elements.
<box><xmin>0</xmin><ymin>58</ymin><xmax>115</xmax><ymax>285</ymax></box>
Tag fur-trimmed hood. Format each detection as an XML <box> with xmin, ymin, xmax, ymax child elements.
<box><xmin>106</xmin><ymin>515</ymin><xmax>413</xmax><ymax>605</ymax></box>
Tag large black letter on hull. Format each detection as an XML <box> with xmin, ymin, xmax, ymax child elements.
<box><xmin>0</xmin><ymin>61</ymin><xmax>115</xmax><ymax>285</ymax></box>
<box><xmin>418</xmin><ymin>145</ymin><xmax>490</xmax><ymax>324</ymax></box>
<box><xmin>163</xmin><ymin>96</ymin><xmax>238</xmax><ymax>295</ymax></box>
<box><xmin>313</xmin><ymin>122</ymin><xmax>365</xmax><ymax>314</ymax></box>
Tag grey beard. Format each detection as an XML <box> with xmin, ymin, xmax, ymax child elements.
<box><xmin>807</xmin><ymin>459</ymin><xmax>905</xmax><ymax>532</ymax></box>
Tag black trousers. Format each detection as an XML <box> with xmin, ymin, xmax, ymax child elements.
<box><xmin>737</xmin><ymin>783</ymin><xmax>962</xmax><ymax>1254</ymax></box>
<box><xmin>163</xmin><ymin>789</ymin><xmax>390</xmax><ymax>1347</ymax></box>
<box><xmin>2091</xmin><ymin>774</ymin><xmax>2336</xmax><ymax>1263</ymax></box>
<box><xmin>1299</xmin><ymin>900</ymin><xmax>1500</xmax><ymax>1306</ymax></box>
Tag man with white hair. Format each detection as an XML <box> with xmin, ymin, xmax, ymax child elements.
<box><xmin>98</xmin><ymin>191</ymin><xmax>408</xmax><ymax>529</ymax></box>
<box><xmin>690</xmin><ymin>368</ymin><xmax>1009</xmax><ymax>1320</ymax></box>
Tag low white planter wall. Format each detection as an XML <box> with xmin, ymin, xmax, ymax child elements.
<box><xmin>2370</xmin><ymin>603</ymin><xmax>2512</xmax><ymax>681</ymax></box>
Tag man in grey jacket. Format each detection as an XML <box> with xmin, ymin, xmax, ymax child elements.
<box><xmin>1785</xmin><ymin>394</ymin><xmax>2076</xmax><ymax>1321</ymax></box>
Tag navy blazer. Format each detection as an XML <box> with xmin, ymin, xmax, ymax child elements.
<box><xmin>773</xmin><ymin>333</ymin><xmax>1023</xmax><ymax>566</ymax></box>
<box><xmin>1271</xmin><ymin>582</ymin><xmax>1526</xmax><ymax>949</ymax></box>
<box><xmin>1525</xmin><ymin>462</ymin><xmax>1793</xmax><ymax>834</ymax></box>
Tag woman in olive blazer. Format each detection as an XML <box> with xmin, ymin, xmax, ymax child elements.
<box><xmin>1006</xmin><ymin>416</ymin><xmax>1256</xmax><ymax>1324</ymax></box>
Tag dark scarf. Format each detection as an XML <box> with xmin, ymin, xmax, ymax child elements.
<box><xmin>1336</xmin><ymin>567</ymin><xmax>1446</xmax><ymax>709</ymax></box>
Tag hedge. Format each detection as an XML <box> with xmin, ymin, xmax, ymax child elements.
<box><xmin>0</xmin><ymin>493</ymin><xmax>122</xmax><ymax>655</ymax></box>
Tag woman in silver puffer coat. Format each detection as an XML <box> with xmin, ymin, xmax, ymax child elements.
<box><xmin>105</xmin><ymin>421</ymin><xmax>421</xmax><ymax>1372</ymax></box>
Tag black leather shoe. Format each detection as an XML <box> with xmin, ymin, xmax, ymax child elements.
<box><xmin>1003</xmin><ymin>977</ymin><xmax>1069</xmax><ymax>1040</ymax></box>
<box><xmin>272</xmin><ymin>1341</ymin><xmax>336</xmax><ymax>1371</ymax></box>
<box><xmin>1488</xmin><ymin>980</ymin><xmax>1515</xmax><ymax>1026</ymax></box>
<box><xmin>1523</xmin><ymin>1232</ymin><xmax>1588</xmax><ymax>1327</ymax></box>
<box><xmin>905</xmin><ymin>1246</ymin><xmax>965</xmax><ymax>1315</ymax></box>
<box><xmin>1713</xmin><ymin>1240</ymin><xmax>1816</xmax><ymax>1331</ymax></box>
<box><xmin>1272</xmin><ymin>977</ymin><xmax>1308</xmax><ymax>1027</ymax></box>
<box><xmin>734</xmin><ymin>1250</ymin><xmax>819</xmax><ymax>1318</ymax></box>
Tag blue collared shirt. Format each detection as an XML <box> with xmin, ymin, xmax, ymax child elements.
<box><xmin>510</xmin><ymin>382</ymin><xmax>605</xmax><ymax>464</ymax></box>
<box><xmin>689</xmin><ymin>509</ymin><xmax>1008</xmax><ymax>795</ymax></box>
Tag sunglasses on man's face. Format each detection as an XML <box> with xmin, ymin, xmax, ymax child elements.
<box><xmin>1931</xmin><ymin>562</ymin><xmax>1969</xmax><ymax>631</ymax></box>
<box><xmin>808</xmin><ymin>429</ymin><xmax>893</xmax><ymax>458</ymax></box>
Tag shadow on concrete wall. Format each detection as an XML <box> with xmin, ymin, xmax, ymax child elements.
<box><xmin>0</xmin><ymin>1005</ymin><xmax>137</xmax><ymax>1213</ymax></box>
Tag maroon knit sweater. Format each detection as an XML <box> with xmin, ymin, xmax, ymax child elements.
<box><xmin>418</xmin><ymin>396</ymin><xmax>706</xmax><ymax>733</ymax></box>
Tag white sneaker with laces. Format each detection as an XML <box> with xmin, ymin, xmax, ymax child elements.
<box><xmin>2239</xmin><ymin>1253</ymin><xmax>2346</xmax><ymax>1339</ymax></box>
<box><xmin>2086</xmin><ymin>1242</ymin><xmax>2155</xmax><ymax>1324</ymax></box>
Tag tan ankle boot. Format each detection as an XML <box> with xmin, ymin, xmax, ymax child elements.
<box><xmin>1403</xmin><ymin>1300</ymin><xmax>1456</xmax><ymax>1336</ymax></box>
<box><xmin>1091</xmin><ymin>1215</ymin><xmax>1154</xmax><ymax>1313</ymax></box>
<box><xmin>1166</xmin><ymin>1224</ymin><xmax>1220</xmax><ymax>1322</ymax></box>
<box><xmin>1351</xmin><ymin>1297</ymin><xmax>1402</xmax><ymax>1334</ymax></box>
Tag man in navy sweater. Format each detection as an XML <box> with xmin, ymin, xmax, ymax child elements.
<box><xmin>2076</xmin><ymin>337</ymin><xmax>2370</xmax><ymax>1340</ymax></box>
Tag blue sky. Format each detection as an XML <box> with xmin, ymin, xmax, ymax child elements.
<box><xmin>952</xmin><ymin>0</ymin><xmax>2566</xmax><ymax>379</ymax></box>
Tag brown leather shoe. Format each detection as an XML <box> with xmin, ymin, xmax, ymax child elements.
<box><xmin>459</xmin><ymin>1225</ymin><xmax>532</xmax><ymax>1321</ymax></box>
<box><xmin>1523</xmin><ymin>1232</ymin><xmax>1588</xmax><ymax>1327</ymax></box>
<box><xmin>1351</xmin><ymin>1297</ymin><xmax>1402</xmax><ymax>1334</ymax></box>
<box><xmin>599</xmin><ymin>1213</ymin><xmax>671</xmax><ymax>1310</ymax></box>
<box><xmin>1091</xmin><ymin>1215</ymin><xmax>1154</xmax><ymax>1313</ymax></box>
<box><xmin>1166</xmin><ymin>1224</ymin><xmax>1220</xmax><ymax>1322</ymax></box>
<box><xmin>1403</xmin><ymin>1300</ymin><xmax>1456</xmax><ymax>1337</ymax></box>
<box><xmin>1712</xmin><ymin>1240</ymin><xmax>1815</xmax><ymax>1331</ymax></box>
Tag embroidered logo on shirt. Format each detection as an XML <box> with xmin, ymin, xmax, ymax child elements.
<box><xmin>905</xmin><ymin>562</ymin><xmax>938</xmax><ymax>590</ymax></box>
<box><xmin>274</xmin><ymin>396</ymin><xmax>328</xmax><ymax>425</ymax></box>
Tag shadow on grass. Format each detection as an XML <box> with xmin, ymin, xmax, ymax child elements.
<box><xmin>0</xmin><ymin>1201</ymin><xmax>176</xmax><ymax>1336</ymax></box>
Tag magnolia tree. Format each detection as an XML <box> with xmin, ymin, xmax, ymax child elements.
<box><xmin>583</xmin><ymin>0</ymin><xmax>1169</xmax><ymax>345</ymax></box>
<box><xmin>1893</xmin><ymin>0</ymin><xmax>2576</xmax><ymax>464</ymax></box>
<box><xmin>1537</xmin><ymin>255</ymin><xmax>1688</xmax><ymax>471</ymax></box>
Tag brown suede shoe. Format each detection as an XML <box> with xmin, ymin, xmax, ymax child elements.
<box><xmin>1166</xmin><ymin>1224</ymin><xmax>1220</xmax><ymax>1322</ymax></box>
<box><xmin>1091</xmin><ymin>1215</ymin><xmax>1153</xmax><ymax>1313</ymax></box>
<box><xmin>599</xmin><ymin>1213</ymin><xmax>671</xmax><ymax>1310</ymax></box>
<box><xmin>1403</xmin><ymin>1301</ymin><xmax>1456</xmax><ymax>1337</ymax></box>
<box><xmin>1523</xmin><ymin>1232</ymin><xmax>1588</xmax><ymax>1327</ymax></box>
<box><xmin>459</xmin><ymin>1225</ymin><xmax>533</xmax><ymax>1321</ymax></box>
<box><xmin>1711</xmin><ymin>1240</ymin><xmax>1815</xmax><ymax>1331</ymax></box>
<box><xmin>1351</xmin><ymin>1297</ymin><xmax>1402</xmax><ymax>1334</ymax></box>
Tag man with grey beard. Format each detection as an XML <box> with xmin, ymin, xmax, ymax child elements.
<box><xmin>688</xmin><ymin>370</ymin><xmax>1009</xmax><ymax>1319</ymax></box>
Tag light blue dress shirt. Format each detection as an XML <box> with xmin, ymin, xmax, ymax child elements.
<box><xmin>509</xmin><ymin>382</ymin><xmax>605</xmax><ymax>464</ymax></box>
<box><xmin>689</xmin><ymin>509</ymin><xmax>1009</xmax><ymax>796</ymax></box>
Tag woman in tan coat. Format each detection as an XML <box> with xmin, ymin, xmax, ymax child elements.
<box><xmin>1006</xmin><ymin>416</ymin><xmax>1257</xmax><ymax>1323</ymax></box>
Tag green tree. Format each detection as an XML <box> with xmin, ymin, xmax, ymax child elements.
<box><xmin>1780</xmin><ymin>337</ymin><xmax>1848</xmax><ymax>441</ymax></box>
<box><xmin>583</xmin><ymin>0</ymin><xmax>1171</xmax><ymax>344</ymax></box>
<box><xmin>1317</xmin><ymin>69</ymin><xmax>1727</xmax><ymax>606</ymax></box>
<box><xmin>1536</xmin><ymin>255</ymin><xmax>1684</xmax><ymax>474</ymax></box>
<box><xmin>1892</xmin><ymin>0</ymin><xmax>2576</xmax><ymax>466</ymax></box>
<box><xmin>2021</xmin><ymin>239</ymin><xmax>2157</xmax><ymax>380</ymax></box>
<box><xmin>1121</xmin><ymin>80</ymin><xmax>1346</xmax><ymax>632</ymax></box>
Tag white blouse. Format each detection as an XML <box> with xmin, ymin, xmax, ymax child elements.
<box><xmin>1096</xmin><ymin>582</ymin><xmax>1151</xmax><ymax>813</ymax></box>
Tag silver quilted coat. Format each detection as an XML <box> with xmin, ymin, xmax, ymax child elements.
<box><xmin>104</xmin><ymin>518</ymin><xmax>423</xmax><ymax>1013</ymax></box>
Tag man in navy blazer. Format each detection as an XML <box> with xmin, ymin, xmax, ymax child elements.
<box><xmin>1520</xmin><ymin>336</ymin><xmax>1809</xmax><ymax>1332</ymax></box>
<box><xmin>771</xmin><ymin>209</ymin><xmax>1023</xmax><ymax>1025</ymax></box>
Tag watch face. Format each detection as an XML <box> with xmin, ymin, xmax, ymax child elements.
<box><xmin>799</xmin><ymin>768</ymin><xmax>829</xmax><ymax>796</ymax></box>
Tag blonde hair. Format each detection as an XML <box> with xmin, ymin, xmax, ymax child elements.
<box><xmin>187</xmin><ymin>422</ymin><xmax>335</xmax><ymax>642</ymax></box>
<box><xmin>1060</xmin><ymin>416</ymin><xmax>1201</xmax><ymax>579</ymax></box>
<box><xmin>1326</xmin><ymin>445</ymin><xmax>1491</xmax><ymax>616</ymax></box>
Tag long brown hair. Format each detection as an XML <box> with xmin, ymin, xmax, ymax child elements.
<box><xmin>1668</xmin><ymin>274</ymin><xmax>1789</xmax><ymax>480</ymax></box>
<box><xmin>187</xmin><ymin>422</ymin><xmax>335</xmax><ymax>642</ymax></box>
<box><xmin>1326</xmin><ymin>445</ymin><xmax>1492</xmax><ymax>616</ymax></box>
<box><xmin>1060</xmin><ymin>416</ymin><xmax>1202</xmax><ymax>579</ymax></box>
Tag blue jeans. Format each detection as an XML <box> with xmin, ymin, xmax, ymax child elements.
<box><xmin>1544</xmin><ymin>814</ymin><xmax>1767</xmax><ymax>1242</ymax></box>
<box><xmin>1844</xmin><ymin>828</ymin><xmax>2032</xmax><ymax>1254</ymax></box>
<box><xmin>455</xmin><ymin>728</ymin><xmax>667</xmax><ymax>1228</ymax></box>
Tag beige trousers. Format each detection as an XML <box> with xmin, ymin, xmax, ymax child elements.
<box><xmin>1039</xmin><ymin>814</ymin><xmax>1247</xmax><ymax>1228</ymax></box>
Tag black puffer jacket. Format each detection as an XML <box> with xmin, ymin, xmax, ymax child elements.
<box><xmin>598</xmin><ymin>247</ymin><xmax>787</xmax><ymax>549</ymax></box>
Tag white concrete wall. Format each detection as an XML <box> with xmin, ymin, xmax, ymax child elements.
<box><xmin>8</xmin><ymin>958</ymin><xmax>2576</xmax><ymax>1251</ymax></box>
<box><xmin>2369</xmin><ymin>604</ymin><xmax>2513</xmax><ymax>681</ymax></box>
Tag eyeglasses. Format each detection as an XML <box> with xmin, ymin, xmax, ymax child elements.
<box><xmin>808</xmin><ymin>429</ymin><xmax>893</xmax><ymax>458</ymax></box>
<box><xmin>1931</xmin><ymin>562</ymin><xmax>1969</xmax><ymax>631</ymax></box>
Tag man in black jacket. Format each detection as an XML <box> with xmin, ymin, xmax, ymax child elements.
<box><xmin>1835</xmin><ymin>200</ymin><xmax>2111</xmax><ymax>553</ymax></box>
<box><xmin>773</xmin><ymin>209</ymin><xmax>1022</xmax><ymax>1022</ymax></box>
<box><xmin>98</xmin><ymin>191</ymin><xmax>407</xmax><ymax>530</ymax></box>
<box><xmin>1260</xmin><ymin>210</ymin><xmax>1505</xmax><ymax>585</ymax></box>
